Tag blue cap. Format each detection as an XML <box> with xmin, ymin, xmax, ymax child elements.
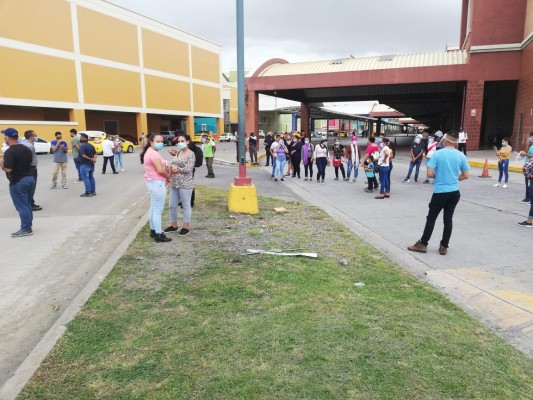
<box><xmin>1</xmin><ymin>128</ymin><xmax>18</xmax><ymax>139</ymax></box>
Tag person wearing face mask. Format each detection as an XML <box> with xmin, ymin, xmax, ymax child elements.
<box><xmin>274</xmin><ymin>137</ymin><xmax>288</xmax><ymax>181</ymax></box>
<box><xmin>423</xmin><ymin>136</ymin><xmax>439</xmax><ymax>184</ymax></box>
<box><xmin>140</xmin><ymin>134</ymin><xmax>172</xmax><ymax>243</ymax></box>
<box><xmin>331</xmin><ymin>140</ymin><xmax>346</xmax><ymax>181</ymax></box>
<box><xmin>248</xmin><ymin>132</ymin><xmax>258</xmax><ymax>164</ymax></box>
<box><xmin>493</xmin><ymin>137</ymin><xmax>512</xmax><ymax>188</ymax></box>
<box><xmin>345</xmin><ymin>135</ymin><xmax>360</xmax><ymax>183</ymax></box>
<box><xmin>313</xmin><ymin>138</ymin><xmax>330</xmax><ymax>183</ymax></box>
<box><xmin>301</xmin><ymin>137</ymin><xmax>314</xmax><ymax>181</ymax></box>
<box><xmin>290</xmin><ymin>135</ymin><xmax>302</xmax><ymax>178</ymax></box>
<box><xmin>269</xmin><ymin>134</ymin><xmax>280</xmax><ymax>178</ymax></box>
<box><xmin>458</xmin><ymin>127</ymin><xmax>468</xmax><ymax>155</ymax></box>
<box><xmin>518</xmin><ymin>132</ymin><xmax>533</xmax><ymax>204</ymax></box>
<box><xmin>202</xmin><ymin>135</ymin><xmax>216</xmax><ymax>178</ymax></box>
<box><xmin>403</xmin><ymin>134</ymin><xmax>425</xmax><ymax>183</ymax></box>
<box><xmin>408</xmin><ymin>130</ymin><xmax>470</xmax><ymax>255</ymax></box>
<box><xmin>78</xmin><ymin>133</ymin><xmax>97</xmax><ymax>197</ymax></box>
<box><xmin>165</xmin><ymin>134</ymin><xmax>195</xmax><ymax>236</ymax></box>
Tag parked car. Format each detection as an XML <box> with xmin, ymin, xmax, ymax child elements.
<box><xmin>80</xmin><ymin>131</ymin><xmax>132</xmax><ymax>154</ymax></box>
<box><xmin>219</xmin><ymin>133</ymin><xmax>235</xmax><ymax>142</ymax></box>
<box><xmin>2</xmin><ymin>137</ymin><xmax>51</xmax><ymax>154</ymax></box>
<box><xmin>160</xmin><ymin>131</ymin><xmax>176</xmax><ymax>146</ymax></box>
<box><xmin>120</xmin><ymin>134</ymin><xmax>138</xmax><ymax>145</ymax></box>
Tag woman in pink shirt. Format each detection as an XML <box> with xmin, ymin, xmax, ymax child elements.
<box><xmin>140</xmin><ymin>134</ymin><xmax>172</xmax><ymax>243</ymax></box>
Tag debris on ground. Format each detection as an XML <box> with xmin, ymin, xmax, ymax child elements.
<box><xmin>243</xmin><ymin>248</ymin><xmax>317</xmax><ymax>258</ymax></box>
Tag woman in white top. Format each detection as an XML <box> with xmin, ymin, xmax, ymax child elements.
<box><xmin>375</xmin><ymin>138</ymin><xmax>391</xmax><ymax>199</ymax></box>
<box><xmin>313</xmin><ymin>138</ymin><xmax>330</xmax><ymax>184</ymax></box>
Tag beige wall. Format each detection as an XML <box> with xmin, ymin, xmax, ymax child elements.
<box><xmin>0</xmin><ymin>0</ymin><xmax>73</xmax><ymax>52</ymax></box>
<box><xmin>142</xmin><ymin>29</ymin><xmax>189</xmax><ymax>76</ymax></box>
<box><xmin>0</xmin><ymin>47</ymin><xmax>77</xmax><ymax>102</ymax></box>
<box><xmin>82</xmin><ymin>63</ymin><xmax>142</xmax><ymax>107</ymax></box>
<box><xmin>191</xmin><ymin>46</ymin><xmax>220</xmax><ymax>83</ymax></box>
<box><xmin>77</xmin><ymin>6</ymin><xmax>139</xmax><ymax>66</ymax></box>
<box><xmin>145</xmin><ymin>75</ymin><xmax>191</xmax><ymax>111</ymax></box>
<box><xmin>525</xmin><ymin>0</ymin><xmax>533</xmax><ymax>39</ymax></box>
<box><xmin>193</xmin><ymin>84</ymin><xmax>220</xmax><ymax>114</ymax></box>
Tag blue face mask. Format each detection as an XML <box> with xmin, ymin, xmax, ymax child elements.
<box><xmin>154</xmin><ymin>143</ymin><xmax>164</xmax><ymax>151</ymax></box>
<box><xmin>501</xmin><ymin>143</ymin><xmax>507</xmax><ymax>147</ymax></box>
<box><xmin>177</xmin><ymin>142</ymin><xmax>187</xmax><ymax>150</ymax></box>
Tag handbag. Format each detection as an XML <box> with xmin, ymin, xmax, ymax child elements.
<box><xmin>332</xmin><ymin>159</ymin><xmax>341</xmax><ymax>167</ymax></box>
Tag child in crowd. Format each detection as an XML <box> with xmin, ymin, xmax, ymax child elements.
<box><xmin>364</xmin><ymin>155</ymin><xmax>377</xmax><ymax>192</ymax></box>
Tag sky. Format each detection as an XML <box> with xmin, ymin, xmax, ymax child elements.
<box><xmin>108</xmin><ymin>0</ymin><xmax>463</xmax><ymax>74</ymax></box>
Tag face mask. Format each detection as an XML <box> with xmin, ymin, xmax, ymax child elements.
<box><xmin>177</xmin><ymin>142</ymin><xmax>187</xmax><ymax>150</ymax></box>
<box><xmin>154</xmin><ymin>143</ymin><xmax>164</xmax><ymax>151</ymax></box>
<box><xmin>501</xmin><ymin>142</ymin><xmax>507</xmax><ymax>147</ymax></box>
<box><xmin>335</xmin><ymin>142</ymin><xmax>340</xmax><ymax>145</ymax></box>
<box><xmin>304</xmin><ymin>140</ymin><xmax>309</xmax><ymax>144</ymax></box>
<box><xmin>528</xmin><ymin>138</ymin><xmax>533</xmax><ymax>144</ymax></box>
<box><xmin>414</xmin><ymin>138</ymin><xmax>421</xmax><ymax>144</ymax></box>
<box><xmin>428</xmin><ymin>138</ymin><xmax>434</xmax><ymax>143</ymax></box>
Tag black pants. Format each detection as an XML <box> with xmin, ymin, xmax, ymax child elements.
<box><xmin>291</xmin><ymin>156</ymin><xmax>301</xmax><ymax>177</ymax></box>
<box><xmin>458</xmin><ymin>143</ymin><xmax>467</xmax><ymax>155</ymax></box>
<box><xmin>420</xmin><ymin>191</ymin><xmax>461</xmax><ymax>248</ymax></box>
<box><xmin>304</xmin><ymin>161</ymin><xmax>313</xmax><ymax>178</ymax></box>
<box><xmin>30</xmin><ymin>166</ymin><xmax>38</xmax><ymax>205</ymax></box>
<box><xmin>265</xmin><ymin>148</ymin><xmax>272</xmax><ymax>166</ymax></box>
<box><xmin>102</xmin><ymin>156</ymin><xmax>116</xmax><ymax>173</ymax></box>
<box><xmin>525</xmin><ymin>176</ymin><xmax>531</xmax><ymax>201</ymax></box>
<box><xmin>334</xmin><ymin>164</ymin><xmax>346</xmax><ymax>179</ymax></box>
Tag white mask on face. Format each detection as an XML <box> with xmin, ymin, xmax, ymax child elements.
<box><xmin>304</xmin><ymin>140</ymin><xmax>309</xmax><ymax>144</ymax></box>
<box><xmin>414</xmin><ymin>138</ymin><xmax>421</xmax><ymax>144</ymax></box>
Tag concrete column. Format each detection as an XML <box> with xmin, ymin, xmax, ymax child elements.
<box><xmin>69</xmin><ymin>109</ymin><xmax>86</xmax><ymax>131</ymax></box>
<box><xmin>216</xmin><ymin>118</ymin><xmax>224</xmax><ymax>138</ymax></box>
<box><xmin>135</xmin><ymin>112</ymin><xmax>148</xmax><ymax>142</ymax></box>
<box><xmin>376</xmin><ymin>118</ymin><xmax>382</xmax><ymax>135</ymax></box>
<box><xmin>185</xmin><ymin>115</ymin><xmax>194</xmax><ymax>136</ymax></box>
<box><xmin>245</xmin><ymin>89</ymin><xmax>259</xmax><ymax>134</ymax></box>
<box><xmin>463</xmin><ymin>80</ymin><xmax>485</xmax><ymax>150</ymax></box>
<box><xmin>300</xmin><ymin>102</ymin><xmax>310</xmax><ymax>137</ymax></box>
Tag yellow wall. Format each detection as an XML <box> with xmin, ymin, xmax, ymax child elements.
<box><xmin>230</xmin><ymin>86</ymin><xmax>239</xmax><ymax>123</ymax></box>
<box><xmin>82</xmin><ymin>63</ymin><xmax>141</xmax><ymax>107</ymax></box>
<box><xmin>145</xmin><ymin>75</ymin><xmax>191</xmax><ymax>111</ymax></box>
<box><xmin>142</xmin><ymin>29</ymin><xmax>189</xmax><ymax>76</ymax></box>
<box><xmin>77</xmin><ymin>6</ymin><xmax>139</xmax><ymax>66</ymax></box>
<box><xmin>0</xmin><ymin>124</ymin><xmax>78</xmax><ymax>144</ymax></box>
<box><xmin>191</xmin><ymin>46</ymin><xmax>220</xmax><ymax>83</ymax></box>
<box><xmin>0</xmin><ymin>47</ymin><xmax>77</xmax><ymax>102</ymax></box>
<box><xmin>0</xmin><ymin>0</ymin><xmax>73</xmax><ymax>52</ymax></box>
<box><xmin>193</xmin><ymin>84</ymin><xmax>220</xmax><ymax>114</ymax></box>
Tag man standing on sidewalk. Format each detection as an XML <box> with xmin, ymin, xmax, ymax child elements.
<box><xmin>21</xmin><ymin>130</ymin><xmax>42</xmax><ymax>211</ymax></box>
<box><xmin>78</xmin><ymin>133</ymin><xmax>97</xmax><ymax>197</ymax></box>
<box><xmin>50</xmin><ymin>131</ymin><xmax>69</xmax><ymax>189</ymax></box>
<box><xmin>403</xmin><ymin>134</ymin><xmax>425</xmax><ymax>183</ymax></box>
<box><xmin>70</xmin><ymin>128</ymin><xmax>82</xmax><ymax>183</ymax></box>
<box><xmin>458</xmin><ymin>127</ymin><xmax>468</xmax><ymax>155</ymax></box>
<box><xmin>0</xmin><ymin>128</ymin><xmax>35</xmax><ymax>237</ymax></box>
<box><xmin>264</xmin><ymin>132</ymin><xmax>274</xmax><ymax>167</ymax></box>
<box><xmin>408</xmin><ymin>130</ymin><xmax>470</xmax><ymax>255</ymax></box>
<box><xmin>101</xmin><ymin>134</ymin><xmax>117</xmax><ymax>174</ymax></box>
<box><xmin>203</xmin><ymin>134</ymin><xmax>216</xmax><ymax>178</ymax></box>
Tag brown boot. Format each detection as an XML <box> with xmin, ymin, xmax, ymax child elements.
<box><xmin>407</xmin><ymin>241</ymin><xmax>427</xmax><ymax>253</ymax></box>
<box><xmin>439</xmin><ymin>245</ymin><xmax>447</xmax><ymax>255</ymax></box>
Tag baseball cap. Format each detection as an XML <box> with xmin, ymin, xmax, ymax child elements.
<box><xmin>1</xmin><ymin>128</ymin><xmax>18</xmax><ymax>139</ymax></box>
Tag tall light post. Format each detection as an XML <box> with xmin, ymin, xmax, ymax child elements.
<box><xmin>227</xmin><ymin>0</ymin><xmax>258</xmax><ymax>214</ymax></box>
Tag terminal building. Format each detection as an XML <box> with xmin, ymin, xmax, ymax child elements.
<box><xmin>0</xmin><ymin>0</ymin><xmax>224</xmax><ymax>142</ymax></box>
<box><xmin>245</xmin><ymin>0</ymin><xmax>533</xmax><ymax>150</ymax></box>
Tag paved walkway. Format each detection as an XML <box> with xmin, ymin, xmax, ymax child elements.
<box><xmin>214</xmin><ymin>141</ymin><xmax>533</xmax><ymax>357</ymax></box>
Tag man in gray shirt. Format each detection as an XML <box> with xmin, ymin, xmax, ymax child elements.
<box><xmin>21</xmin><ymin>130</ymin><xmax>42</xmax><ymax>210</ymax></box>
<box><xmin>50</xmin><ymin>131</ymin><xmax>69</xmax><ymax>189</ymax></box>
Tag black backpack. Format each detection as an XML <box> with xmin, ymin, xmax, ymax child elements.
<box><xmin>191</xmin><ymin>144</ymin><xmax>203</xmax><ymax>167</ymax></box>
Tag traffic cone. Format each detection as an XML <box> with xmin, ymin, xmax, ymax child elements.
<box><xmin>479</xmin><ymin>158</ymin><xmax>491</xmax><ymax>178</ymax></box>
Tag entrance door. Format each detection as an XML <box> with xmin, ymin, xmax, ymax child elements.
<box><xmin>104</xmin><ymin>120</ymin><xmax>118</xmax><ymax>135</ymax></box>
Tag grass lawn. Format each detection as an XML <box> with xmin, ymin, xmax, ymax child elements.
<box><xmin>18</xmin><ymin>187</ymin><xmax>533</xmax><ymax>399</ymax></box>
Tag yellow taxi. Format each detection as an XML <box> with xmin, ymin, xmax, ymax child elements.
<box><xmin>81</xmin><ymin>131</ymin><xmax>135</xmax><ymax>154</ymax></box>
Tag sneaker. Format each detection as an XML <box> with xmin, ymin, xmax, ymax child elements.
<box><xmin>62</xmin><ymin>184</ymin><xmax>68</xmax><ymax>189</ymax></box>
<box><xmin>407</xmin><ymin>241</ymin><xmax>427</xmax><ymax>253</ymax></box>
<box><xmin>113</xmin><ymin>172</ymin><xmax>119</xmax><ymax>174</ymax></box>
<box><xmin>121</xmin><ymin>169</ymin><xmax>125</xmax><ymax>172</ymax></box>
<box><xmin>90</xmin><ymin>192</ymin><xmax>96</xmax><ymax>196</ymax></box>
<box><xmin>50</xmin><ymin>184</ymin><xmax>57</xmax><ymax>189</ymax></box>
<box><xmin>274</xmin><ymin>178</ymin><xmax>278</xmax><ymax>181</ymax></box>
<box><xmin>415</xmin><ymin>179</ymin><xmax>418</xmax><ymax>183</ymax></box>
<box><xmin>519</xmin><ymin>199</ymin><xmax>530</xmax><ymax>204</ymax></box>
<box><xmin>178</xmin><ymin>228</ymin><xmax>190</xmax><ymax>236</ymax></box>
<box><xmin>11</xmin><ymin>229</ymin><xmax>33</xmax><ymax>237</ymax></box>
<box><xmin>517</xmin><ymin>221</ymin><xmax>533</xmax><ymax>228</ymax></box>
<box><xmin>423</xmin><ymin>180</ymin><xmax>430</xmax><ymax>184</ymax></box>
<box><xmin>334</xmin><ymin>177</ymin><xmax>339</xmax><ymax>181</ymax></box>
<box><xmin>164</xmin><ymin>226</ymin><xmax>179</xmax><ymax>233</ymax></box>
<box><xmin>403</xmin><ymin>179</ymin><xmax>410</xmax><ymax>183</ymax></box>
<box><xmin>321</xmin><ymin>180</ymin><xmax>325</xmax><ymax>184</ymax></box>
<box><xmin>150</xmin><ymin>229</ymin><xmax>156</xmax><ymax>238</ymax></box>
<box><xmin>80</xmin><ymin>192</ymin><xmax>91</xmax><ymax>197</ymax></box>
<box><xmin>502</xmin><ymin>184</ymin><xmax>508</xmax><ymax>188</ymax></box>
<box><xmin>439</xmin><ymin>245</ymin><xmax>448</xmax><ymax>255</ymax></box>
<box><xmin>364</xmin><ymin>189</ymin><xmax>373</xmax><ymax>193</ymax></box>
<box><xmin>343</xmin><ymin>178</ymin><xmax>349</xmax><ymax>182</ymax></box>
<box><xmin>375</xmin><ymin>195</ymin><xmax>385</xmax><ymax>199</ymax></box>
<box><xmin>154</xmin><ymin>233</ymin><xmax>172</xmax><ymax>243</ymax></box>
<box><xmin>493</xmin><ymin>183</ymin><xmax>500</xmax><ymax>187</ymax></box>
<box><xmin>352</xmin><ymin>178</ymin><xmax>356</xmax><ymax>183</ymax></box>
<box><xmin>74</xmin><ymin>179</ymin><xmax>83</xmax><ymax>184</ymax></box>
<box><xmin>32</xmin><ymin>205</ymin><xmax>43</xmax><ymax>211</ymax></box>
<box><xmin>281</xmin><ymin>178</ymin><xmax>284</xmax><ymax>181</ymax></box>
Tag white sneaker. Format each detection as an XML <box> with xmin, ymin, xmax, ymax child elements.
<box><xmin>492</xmin><ymin>183</ymin><xmax>500</xmax><ymax>187</ymax></box>
<box><xmin>403</xmin><ymin>179</ymin><xmax>410</xmax><ymax>183</ymax></box>
<box><xmin>502</xmin><ymin>184</ymin><xmax>508</xmax><ymax>188</ymax></box>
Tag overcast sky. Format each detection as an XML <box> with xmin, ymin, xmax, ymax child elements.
<box><xmin>108</xmin><ymin>0</ymin><xmax>463</xmax><ymax>74</ymax></box>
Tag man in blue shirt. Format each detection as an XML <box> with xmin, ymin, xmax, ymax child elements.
<box><xmin>50</xmin><ymin>131</ymin><xmax>69</xmax><ymax>189</ymax></box>
<box><xmin>408</xmin><ymin>130</ymin><xmax>470</xmax><ymax>255</ymax></box>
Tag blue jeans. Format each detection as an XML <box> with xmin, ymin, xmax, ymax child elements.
<box><xmin>498</xmin><ymin>159</ymin><xmax>509</xmax><ymax>183</ymax></box>
<box><xmin>406</xmin><ymin>158</ymin><xmax>422</xmax><ymax>181</ymax></box>
<box><xmin>275</xmin><ymin>158</ymin><xmax>286</xmax><ymax>179</ymax></box>
<box><xmin>73</xmin><ymin>157</ymin><xmax>81</xmax><ymax>180</ymax></box>
<box><xmin>80</xmin><ymin>164</ymin><xmax>96</xmax><ymax>194</ymax></box>
<box><xmin>271</xmin><ymin>158</ymin><xmax>276</xmax><ymax>177</ymax></box>
<box><xmin>316</xmin><ymin>157</ymin><xmax>327</xmax><ymax>181</ymax></box>
<box><xmin>378</xmin><ymin>165</ymin><xmax>390</xmax><ymax>194</ymax></box>
<box><xmin>9</xmin><ymin>175</ymin><xmax>35</xmax><ymax>232</ymax></box>
<box><xmin>146</xmin><ymin>180</ymin><xmax>167</xmax><ymax>234</ymax></box>
<box><xmin>528</xmin><ymin>178</ymin><xmax>533</xmax><ymax>218</ymax></box>
<box><xmin>114</xmin><ymin>152</ymin><xmax>123</xmax><ymax>170</ymax></box>
<box><xmin>346</xmin><ymin>160</ymin><xmax>359</xmax><ymax>179</ymax></box>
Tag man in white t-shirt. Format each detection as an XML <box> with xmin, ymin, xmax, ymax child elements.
<box><xmin>102</xmin><ymin>134</ymin><xmax>118</xmax><ymax>174</ymax></box>
<box><xmin>458</xmin><ymin>127</ymin><xmax>468</xmax><ymax>155</ymax></box>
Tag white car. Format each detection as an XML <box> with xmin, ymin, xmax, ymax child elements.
<box><xmin>2</xmin><ymin>137</ymin><xmax>51</xmax><ymax>154</ymax></box>
<box><xmin>219</xmin><ymin>133</ymin><xmax>235</xmax><ymax>142</ymax></box>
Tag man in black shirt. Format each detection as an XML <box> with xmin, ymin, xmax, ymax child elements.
<box><xmin>264</xmin><ymin>132</ymin><xmax>274</xmax><ymax>166</ymax></box>
<box><xmin>0</xmin><ymin>128</ymin><xmax>35</xmax><ymax>237</ymax></box>
<box><xmin>78</xmin><ymin>133</ymin><xmax>97</xmax><ymax>197</ymax></box>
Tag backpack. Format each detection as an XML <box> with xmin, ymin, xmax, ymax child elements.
<box><xmin>192</xmin><ymin>144</ymin><xmax>203</xmax><ymax>167</ymax></box>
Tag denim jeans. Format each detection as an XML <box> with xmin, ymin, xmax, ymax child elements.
<box><xmin>526</xmin><ymin>176</ymin><xmax>531</xmax><ymax>202</ymax></box>
<box><xmin>275</xmin><ymin>158</ymin><xmax>286</xmax><ymax>179</ymax></box>
<box><xmin>9</xmin><ymin>175</ymin><xmax>35</xmax><ymax>232</ymax></box>
<box><xmin>316</xmin><ymin>157</ymin><xmax>327</xmax><ymax>181</ymax></box>
<box><xmin>80</xmin><ymin>164</ymin><xmax>95</xmax><ymax>194</ymax></box>
<box><xmin>271</xmin><ymin>158</ymin><xmax>276</xmax><ymax>177</ymax></box>
<box><xmin>146</xmin><ymin>179</ymin><xmax>167</xmax><ymax>234</ymax></box>
<box><xmin>169</xmin><ymin>187</ymin><xmax>193</xmax><ymax>223</ymax></box>
<box><xmin>29</xmin><ymin>166</ymin><xmax>38</xmax><ymax>205</ymax></box>
<box><xmin>378</xmin><ymin>165</ymin><xmax>390</xmax><ymax>194</ymax></box>
<box><xmin>73</xmin><ymin>157</ymin><xmax>81</xmax><ymax>180</ymax></box>
<box><xmin>406</xmin><ymin>158</ymin><xmax>422</xmax><ymax>181</ymax></box>
<box><xmin>498</xmin><ymin>159</ymin><xmax>509</xmax><ymax>183</ymax></box>
<box><xmin>421</xmin><ymin>191</ymin><xmax>461</xmax><ymax>248</ymax></box>
<box><xmin>346</xmin><ymin>160</ymin><xmax>359</xmax><ymax>179</ymax></box>
<box><xmin>114</xmin><ymin>152</ymin><xmax>123</xmax><ymax>170</ymax></box>
<box><xmin>528</xmin><ymin>178</ymin><xmax>533</xmax><ymax>218</ymax></box>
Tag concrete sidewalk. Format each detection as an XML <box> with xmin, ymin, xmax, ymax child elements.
<box><xmin>212</xmin><ymin>142</ymin><xmax>533</xmax><ymax>357</ymax></box>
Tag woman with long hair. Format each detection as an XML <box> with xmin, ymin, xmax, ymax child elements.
<box><xmin>140</xmin><ymin>134</ymin><xmax>172</xmax><ymax>243</ymax></box>
<box><xmin>164</xmin><ymin>134</ymin><xmax>195</xmax><ymax>235</ymax></box>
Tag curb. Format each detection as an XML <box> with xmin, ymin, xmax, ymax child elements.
<box><xmin>469</xmin><ymin>160</ymin><xmax>523</xmax><ymax>173</ymax></box>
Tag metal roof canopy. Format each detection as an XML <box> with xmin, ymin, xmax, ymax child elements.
<box><xmin>271</xmin><ymin>106</ymin><xmax>376</xmax><ymax>122</ymax></box>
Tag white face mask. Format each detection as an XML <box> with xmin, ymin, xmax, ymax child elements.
<box><xmin>304</xmin><ymin>140</ymin><xmax>309</xmax><ymax>144</ymax></box>
<box><xmin>414</xmin><ymin>138</ymin><xmax>421</xmax><ymax>144</ymax></box>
